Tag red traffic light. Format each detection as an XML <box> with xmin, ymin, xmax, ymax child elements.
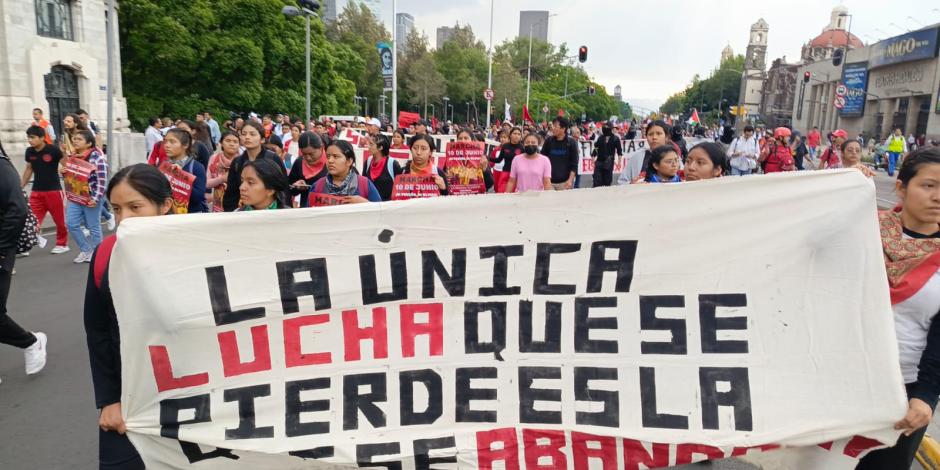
<box><xmin>803</xmin><ymin>71</ymin><xmax>811</xmax><ymax>83</ymax></box>
<box><xmin>578</xmin><ymin>46</ymin><xmax>588</xmax><ymax>63</ymax></box>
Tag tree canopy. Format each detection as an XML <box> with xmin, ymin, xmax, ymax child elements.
<box><xmin>660</xmin><ymin>54</ymin><xmax>745</xmax><ymax>125</ymax></box>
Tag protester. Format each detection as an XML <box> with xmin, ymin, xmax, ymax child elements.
<box><xmin>402</xmin><ymin>134</ymin><xmax>448</xmax><ymax>196</ymax></box>
<box><xmin>0</xmin><ymin>136</ymin><xmax>47</xmax><ymax>386</ymax></box>
<box><xmin>144</xmin><ymin>117</ymin><xmax>163</xmax><ymax>156</ymax></box>
<box><xmin>791</xmin><ymin>131</ymin><xmax>809</xmax><ymax>171</ymax></box>
<box><xmin>21</xmin><ymin>126</ymin><xmax>68</xmax><ymax>254</ymax></box>
<box><xmin>727</xmin><ymin>125</ymin><xmax>759</xmax><ymax>176</ymax></box>
<box><xmin>759</xmin><ymin>127</ymin><xmax>796</xmax><ymax>174</ymax></box>
<box><xmin>455</xmin><ymin>130</ymin><xmax>494</xmax><ymax>191</ymax></box>
<box><xmin>819</xmin><ymin>129</ymin><xmax>847</xmax><ymax>170</ymax></box>
<box><xmin>391</xmin><ymin>130</ymin><xmax>409</xmax><ymax>150</ymax></box>
<box><xmin>644</xmin><ymin>145</ymin><xmax>682</xmax><ymax>183</ymax></box>
<box><xmin>493</xmin><ymin>127</ymin><xmax>524</xmax><ymax>193</ymax></box>
<box><xmin>685</xmin><ymin>142</ymin><xmax>730</xmax><ymax>181</ymax></box>
<box><xmin>85</xmin><ymin>164</ymin><xmax>172</xmax><ymax>470</ymax></box>
<box><xmin>807</xmin><ymin>126</ymin><xmax>821</xmax><ymax>160</ymax></box>
<box><xmin>204</xmin><ymin>112</ymin><xmax>221</xmax><ymax>148</ymax></box>
<box><xmin>31</xmin><ymin>108</ymin><xmax>56</xmax><ymax>145</ymax></box>
<box><xmin>288</xmin><ymin>132</ymin><xmax>329</xmax><ymax>208</ymax></box>
<box><xmin>222</xmin><ymin>121</ymin><xmax>284</xmax><ymax>211</ymax></box>
<box><xmin>61</xmin><ymin>113</ymin><xmax>87</xmax><ymax>156</ymax></box>
<box><xmin>619</xmin><ymin>120</ymin><xmax>672</xmax><ymax>184</ymax></box>
<box><xmin>65</xmin><ymin>129</ymin><xmax>107</xmax><ymax>263</ymax></box>
<box><xmin>841</xmin><ymin>139</ymin><xmax>875</xmax><ymax>178</ymax></box>
<box><xmin>76</xmin><ymin>109</ymin><xmax>103</xmax><ymax>148</ymax></box>
<box><xmin>163</xmin><ymin>129</ymin><xmax>207</xmax><ymax>213</ymax></box>
<box><xmin>310</xmin><ymin>140</ymin><xmax>381</xmax><ymax>204</ymax></box>
<box><xmin>237</xmin><ymin>158</ymin><xmax>290</xmax><ymax>211</ymax></box>
<box><xmin>283</xmin><ymin>123</ymin><xmax>302</xmax><ymax>168</ymax></box>
<box><xmin>506</xmin><ymin>133</ymin><xmax>552</xmax><ymax>193</ymax></box>
<box><xmin>175</xmin><ymin>120</ymin><xmax>212</xmax><ymax>170</ymax></box>
<box><xmin>206</xmin><ymin>131</ymin><xmax>240</xmax><ymax>212</ymax></box>
<box><xmin>856</xmin><ymin>147</ymin><xmax>940</xmax><ymax>469</ymax></box>
<box><xmin>592</xmin><ymin>124</ymin><xmax>622</xmax><ymax>187</ymax></box>
<box><xmin>364</xmin><ymin>134</ymin><xmax>403</xmax><ymax>201</ymax></box>
<box><xmin>540</xmin><ymin>117</ymin><xmax>579</xmax><ymax>190</ymax></box>
<box><xmin>886</xmin><ymin>127</ymin><xmax>909</xmax><ymax>177</ymax></box>
<box><xmin>414</xmin><ymin>120</ymin><xmax>430</xmax><ymax>137</ymax></box>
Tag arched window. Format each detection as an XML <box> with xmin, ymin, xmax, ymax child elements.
<box><xmin>35</xmin><ymin>0</ymin><xmax>73</xmax><ymax>40</ymax></box>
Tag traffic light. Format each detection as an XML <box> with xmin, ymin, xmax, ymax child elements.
<box><xmin>298</xmin><ymin>0</ymin><xmax>320</xmax><ymax>11</ymax></box>
<box><xmin>578</xmin><ymin>46</ymin><xmax>588</xmax><ymax>63</ymax></box>
<box><xmin>803</xmin><ymin>71</ymin><xmax>811</xmax><ymax>83</ymax></box>
<box><xmin>832</xmin><ymin>48</ymin><xmax>844</xmax><ymax>67</ymax></box>
<box><xmin>587</xmin><ymin>85</ymin><xmax>596</xmax><ymax>96</ymax></box>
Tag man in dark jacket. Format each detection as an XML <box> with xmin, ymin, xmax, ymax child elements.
<box><xmin>540</xmin><ymin>117</ymin><xmax>580</xmax><ymax>190</ymax></box>
<box><xmin>0</xmin><ymin>146</ymin><xmax>47</xmax><ymax>381</ymax></box>
<box><xmin>592</xmin><ymin>124</ymin><xmax>623</xmax><ymax>187</ymax></box>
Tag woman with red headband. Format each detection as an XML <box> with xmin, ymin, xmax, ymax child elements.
<box><xmin>856</xmin><ymin>147</ymin><xmax>940</xmax><ymax>469</ymax></box>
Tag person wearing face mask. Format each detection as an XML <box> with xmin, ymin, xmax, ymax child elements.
<box><xmin>506</xmin><ymin>133</ymin><xmax>552</xmax><ymax>193</ymax></box>
<box><xmin>618</xmin><ymin>120</ymin><xmax>672</xmax><ymax>184</ymax></box>
<box><xmin>592</xmin><ymin>124</ymin><xmax>623</xmax><ymax>187</ymax></box>
<box><xmin>162</xmin><ymin>128</ymin><xmax>207</xmax><ymax>213</ymax></box>
<box><xmin>287</xmin><ymin>132</ymin><xmax>329</xmax><ymax>208</ymax></box>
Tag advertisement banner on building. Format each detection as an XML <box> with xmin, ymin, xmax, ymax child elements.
<box><xmin>869</xmin><ymin>27</ymin><xmax>940</xmax><ymax>69</ymax></box>
<box><xmin>840</xmin><ymin>62</ymin><xmax>869</xmax><ymax>116</ymax></box>
<box><xmin>377</xmin><ymin>42</ymin><xmax>393</xmax><ymax>91</ymax></box>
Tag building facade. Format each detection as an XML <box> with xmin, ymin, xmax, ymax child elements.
<box><xmin>0</xmin><ymin>0</ymin><xmax>128</xmax><ymax>169</ymax></box>
<box><xmin>519</xmin><ymin>11</ymin><xmax>549</xmax><ymax>43</ymax></box>
<box><xmin>759</xmin><ymin>58</ymin><xmax>799</xmax><ymax>128</ymax></box>
<box><xmin>791</xmin><ymin>25</ymin><xmax>940</xmax><ymax>141</ymax></box>
<box><xmin>395</xmin><ymin>13</ymin><xmax>414</xmax><ymax>52</ymax></box>
<box><xmin>436</xmin><ymin>26</ymin><xmax>454</xmax><ymax>49</ymax></box>
<box><xmin>320</xmin><ymin>0</ymin><xmax>337</xmax><ymax>24</ymax></box>
<box><xmin>737</xmin><ymin>19</ymin><xmax>768</xmax><ymax>123</ymax></box>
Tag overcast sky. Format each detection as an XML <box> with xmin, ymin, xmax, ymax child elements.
<box><xmin>347</xmin><ymin>0</ymin><xmax>937</xmax><ymax>112</ymax></box>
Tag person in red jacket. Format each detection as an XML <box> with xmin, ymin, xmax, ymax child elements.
<box><xmin>759</xmin><ymin>127</ymin><xmax>796</xmax><ymax>173</ymax></box>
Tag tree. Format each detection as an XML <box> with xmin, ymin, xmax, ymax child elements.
<box><xmin>433</xmin><ymin>24</ymin><xmax>488</xmax><ymax>122</ymax></box>
<box><xmin>327</xmin><ymin>2</ymin><xmax>391</xmax><ymax>115</ymax></box>
<box><xmin>660</xmin><ymin>55</ymin><xmax>744</xmax><ymax>124</ymax></box>
<box><xmin>404</xmin><ymin>55</ymin><xmax>446</xmax><ymax>118</ymax></box>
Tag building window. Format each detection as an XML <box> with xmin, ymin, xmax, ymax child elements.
<box><xmin>35</xmin><ymin>0</ymin><xmax>74</xmax><ymax>40</ymax></box>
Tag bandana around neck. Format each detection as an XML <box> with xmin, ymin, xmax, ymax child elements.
<box><xmin>879</xmin><ymin>210</ymin><xmax>940</xmax><ymax>305</ymax></box>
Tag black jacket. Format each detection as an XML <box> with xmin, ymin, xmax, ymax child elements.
<box><xmin>288</xmin><ymin>160</ymin><xmax>329</xmax><ymax>208</ymax></box>
<box><xmin>494</xmin><ymin>143</ymin><xmax>522</xmax><ymax>173</ymax></box>
<box><xmin>222</xmin><ymin>149</ymin><xmax>284</xmax><ymax>212</ymax></box>
<box><xmin>364</xmin><ymin>156</ymin><xmax>404</xmax><ymax>201</ymax></box>
<box><xmin>540</xmin><ymin>136</ymin><xmax>580</xmax><ymax>184</ymax></box>
<box><xmin>84</xmin><ymin>237</ymin><xmax>122</xmax><ymax>408</ymax></box>
<box><xmin>0</xmin><ymin>155</ymin><xmax>27</xmax><ymax>268</ymax></box>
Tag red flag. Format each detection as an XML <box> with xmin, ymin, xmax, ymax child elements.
<box><xmin>494</xmin><ymin>118</ymin><xmax>501</xmax><ymax>127</ymax></box>
<box><xmin>397</xmin><ymin>111</ymin><xmax>420</xmax><ymax>128</ymax></box>
<box><xmin>431</xmin><ymin>116</ymin><xmax>439</xmax><ymax>131</ymax></box>
<box><xmin>522</xmin><ymin>105</ymin><xmax>533</xmax><ymax>123</ymax></box>
<box><xmin>690</xmin><ymin>109</ymin><xmax>701</xmax><ymax>126</ymax></box>
<box><xmin>557</xmin><ymin>109</ymin><xmax>565</xmax><ymax>117</ymax></box>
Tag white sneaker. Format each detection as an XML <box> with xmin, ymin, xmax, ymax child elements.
<box><xmin>16</xmin><ymin>251</ymin><xmax>29</xmax><ymax>258</ymax></box>
<box><xmin>73</xmin><ymin>252</ymin><xmax>89</xmax><ymax>263</ymax></box>
<box><xmin>106</xmin><ymin>213</ymin><xmax>116</xmax><ymax>231</ymax></box>
<box><xmin>24</xmin><ymin>332</ymin><xmax>47</xmax><ymax>375</ymax></box>
<box><xmin>81</xmin><ymin>227</ymin><xmax>91</xmax><ymax>238</ymax></box>
<box><xmin>84</xmin><ymin>252</ymin><xmax>92</xmax><ymax>263</ymax></box>
<box><xmin>50</xmin><ymin>245</ymin><xmax>70</xmax><ymax>254</ymax></box>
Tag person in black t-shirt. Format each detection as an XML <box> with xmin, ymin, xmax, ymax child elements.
<box><xmin>21</xmin><ymin>126</ymin><xmax>69</xmax><ymax>253</ymax></box>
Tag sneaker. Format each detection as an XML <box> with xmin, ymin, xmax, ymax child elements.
<box><xmin>16</xmin><ymin>251</ymin><xmax>29</xmax><ymax>258</ymax></box>
<box><xmin>50</xmin><ymin>245</ymin><xmax>70</xmax><ymax>254</ymax></box>
<box><xmin>24</xmin><ymin>332</ymin><xmax>47</xmax><ymax>375</ymax></box>
<box><xmin>106</xmin><ymin>213</ymin><xmax>116</xmax><ymax>231</ymax></box>
<box><xmin>84</xmin><ymin>252</ymin><xmax>92</xmax><ymax>263</ymax></box>
<box><xmin>73</xmin><ymin>252</ymin><xmax>89</xmax><ymax>263</ymax></box>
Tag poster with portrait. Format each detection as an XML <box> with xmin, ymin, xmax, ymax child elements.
<box><xmin>377</xmin><ymin>42</ymin><xmax>393</xmax><ymax>91</ymax></box>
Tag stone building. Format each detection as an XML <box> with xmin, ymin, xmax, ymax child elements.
<box><xmin>737</xmin><ymin>19</ymin><xmax>768</xmax><ymax>125</ymax></box>
<box><xmin>800</xmin><ymin>5</ymin><xmax>863</xmax><ymax>63</ymax></box>
<box><xmin>759</xmin><ymin>58</ymin><xmax>800</xmax><ymax>129</ymax></box>
<box><xmin>0</xmin><ymin>0</ymin><xmax>128</xmax><ymax>169</ymax></box>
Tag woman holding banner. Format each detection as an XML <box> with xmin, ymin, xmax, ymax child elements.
<box><xmin>288</xmin><ymin>132</ymin><xmax>329</xmax><ymax>208</ymax></box>
<box><xmin>162</xmin><ymin>129</ymin><xmax>208</xmax><ymax>213</ymax></box>
<box><xmin>85</xmin><ymin>164</ymin><xmax>172</xmax><ymax>470</ymax></box>
<box><xmin>399</xmin><ymin>134</ymin><xmax>448</xmax><ymax>197</ymax></box>
<box><xmin>455</xmin><ymin>130</ymin><xmax>495</xmax><ymax>192</ymax></box>
<box><xmin>364</xmin><ymin>134</ymin><xmax>403</xmax><ymax>201</ymax></box>
<box><xmin>857</xmin><ymin>147</ymin><xmax>940</xmax><ymax>469</ymax></box>
<box><xmin>684</xmin><ymin>142</ymin><xmax>730</xmax><ymax>181</ymax></box>
<box><xmin>222</xmin><ymin>121</ymin><xmax>284</xmax><ymax>211</ymax></box>
<box><xmin>236</xmin><ymin>158</ymin><xmax>290</xmax><ymax>211</ymax></box>
<box><xmin>309</xmin><ymin>140</ymin><xmax>382</xmax><ymax>204</ymax></box>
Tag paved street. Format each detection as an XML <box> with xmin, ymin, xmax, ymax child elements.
<box><xmin>0</xmin><ymin>174</ymin><xmax>909</xmax><ymax>469</ymax></box>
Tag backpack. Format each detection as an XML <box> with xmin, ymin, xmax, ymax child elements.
<box><xmin>366</xmin><ymin>155</ymin><xmax>396</xmax><ymax>180</ymax></box>
<box><xmin>16</xmin><ymin>191</ymin><xmax>39</xmax><ymax>254</ymax></box>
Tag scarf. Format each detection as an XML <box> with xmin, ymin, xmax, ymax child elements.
<box><xmin>880</xmin><ymin>210</ymin><xmax>940</xmax><ymax>305</ymax></box>
<box><xmin>325</xmin><ymin>171</ymin><xmax>358</xmax><ymax>196</ymax></box>
<box><xmin>302</xmin><ymin>158</ymin><xmax>325</xmax><ymax>180</ymax></box>
<box><xmin>649</xmin><ymin>173</ymin><xmax>681</xmax><ymax>183</ymax></box>
<box><xmin>408</xmin><ymin>161</ymin><xmax>433</xmax><ymax>176</ymax></box>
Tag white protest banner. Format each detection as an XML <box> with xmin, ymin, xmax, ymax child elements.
<box><xmin>578</xmin><ymin>139</ymin><xmax>648</xmax><ymax>175</ymax></box>
<box><xmin>111</xmin><ymin>171</ymin><xmax>906</xmax><ymax>469</ymax></box>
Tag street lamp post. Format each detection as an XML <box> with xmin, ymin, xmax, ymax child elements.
<box><xmin>363</xmin><ymin>97</ymin><xmax>369</xmax><ymax>117</ymax></box>
<box><xmin>443</xmin><ymin>96</ymin><xmax>450</xmax><ymax>122</ymax></box>
<box><xmin>282</xmin><ymin>2</ymin><xmax>320</xmax><ymax>126</ymax></box>
<box><xmin>484</xmin><ymin>0</ymin><xmax>494</xmax><ymax>127</ymax></box>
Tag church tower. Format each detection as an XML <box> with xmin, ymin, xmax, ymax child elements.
<box><xmin>737</xmin><ymin>19</ymin><xmax>769</xmax><ymax>125</ymax></box>
<box><xmin>721</xmin><ymin>44</ymin><xmax>733</xmax><ymax>64</ymax></box>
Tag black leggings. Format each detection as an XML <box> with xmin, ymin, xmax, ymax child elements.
<box><xmin>99</xmin><ymin>429</ymin><xmax>144</xmax><ymax>470</ymax></box>
<box><xmin>856</xmin><ymin>384</ymin><xmax>936</xmax><ymax>469</ymax></box>
<box><xmin>0</xmin><ymin>254</ymin><xmax>37</xmax><ymax>349</ymax></box>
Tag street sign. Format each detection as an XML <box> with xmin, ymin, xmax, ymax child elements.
<box><xmin>483</xmin><ymin>88</ymin><xmax>494</xmax><ymax>101</ymax></box>
<box><xmin>542</xmin><ymin>105</ymin><xmax>549</xmax><ymax>114</ymax></box>
<box><xmin>834</xmin><ymin>96</ymin><xmax>846</xmax><ymax>109</ymax></box>
<box><xmin>835</xmin><ymin>84</ymin><xmax>848</xmax><ymax>97</ymax></box>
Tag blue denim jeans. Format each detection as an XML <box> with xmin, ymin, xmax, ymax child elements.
<box><xmin>731</xmin><ymin>167</ymin><xmax>751</xmax><ymax>176</ymax></box>
<box><xmin>66</xmin><ymin>200</ymin><xmax>103</xmax><ymax>254</ymax></box>
<box><xmin>887</xmin><ymin>151</ymin><xmax>901</xmax><ymax>176</ymax></box>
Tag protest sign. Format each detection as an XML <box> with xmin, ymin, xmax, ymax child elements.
<box><xmin>310</xmin><ymin>193</ymin><xmax>346</xmax><ymax>207</ymax></box>
<box><xmin>159</xmin><ymin>161</ymin><xmax>197</xmax><ymax>214</ymax></box>
<box><xmin>63</xmin><ymin>156</ymin><xmax>97</xmax><ymax>205</ymax></box>
<box><xmin>444</xmin><ymin>141</ymin><xmax>487</xmax><ymax>195</ymax></box>
<box><xmin>112</xmin><ymin>171</ymin><xmax>905</xmax><ymax>469</ymax></box>
<box><xmin>578</xmin><ymin>139</ymin><xmax>647</xmax><ymax>175</ymax></box>
<box><xmin>391</xmin><ymin>174</ymin><xmax>441</xmax><ymax>201</ymax></box>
